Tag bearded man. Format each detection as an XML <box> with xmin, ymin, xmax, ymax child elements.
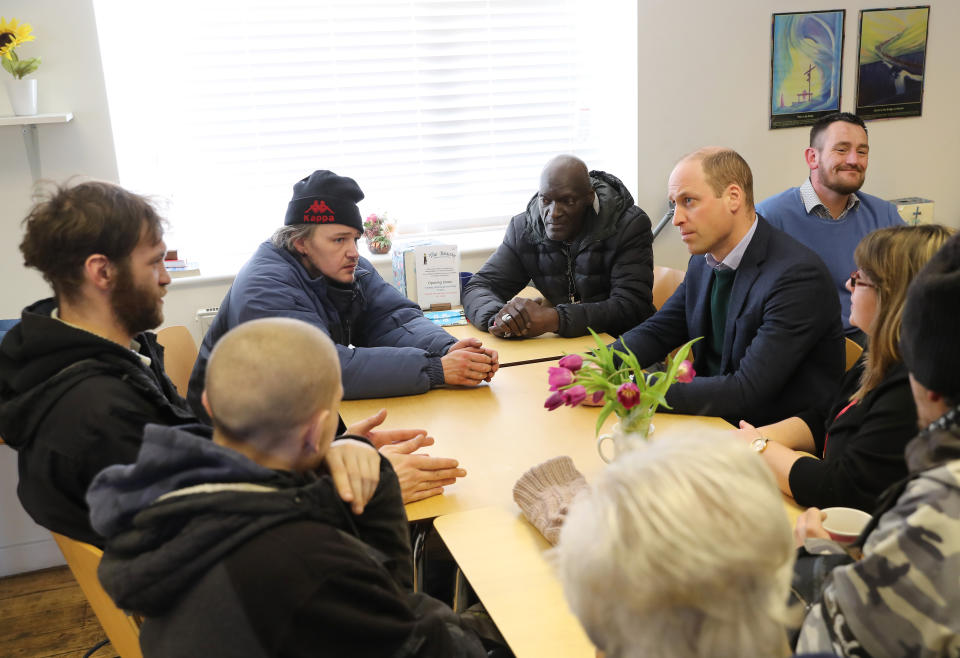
<box><xmin>0</xmin><ymin>181</ymin><xmax>198</xmax><ymax>546</ymax></box>
<box><xmin>756</xmin><ymin>112</ymin><xmax>903</xmax><ymax>347</ymax></box>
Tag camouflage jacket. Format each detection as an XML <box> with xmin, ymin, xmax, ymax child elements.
<box><xmin>797</xmin><ymin>404</ymin><xmax>960</xmax><ymax>657</ymax></box>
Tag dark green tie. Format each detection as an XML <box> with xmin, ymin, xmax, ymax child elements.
<box><xmin>705</xmin><ymin>268</ymin><xmax>736</xmax><ymax>376</ymax></box>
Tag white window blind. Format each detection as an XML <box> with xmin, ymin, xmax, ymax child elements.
<box><xmin>93</xmin><ymin>0</ymin><xmax>637</xmax><ymax>273</ymax></box>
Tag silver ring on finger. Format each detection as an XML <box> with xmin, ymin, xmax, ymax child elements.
<box><xmin>501</xmin><ymin>313</ymin><xmax>513</xmax><ymax>323</ymax></box>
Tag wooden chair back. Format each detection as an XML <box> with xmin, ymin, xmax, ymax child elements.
<box><xmin>156</xmin><ymin>325</ymin><xmax>198</xmax><ymax>397</ymax></box>
<box><xmin>51</xmin><ymin>532</ymin><xmax>143</xmax><ymax>658</ymax></box>
<box><xmin>844</xmin><ymin>337</ymin><xmax>864</xmax><ymax>372</ymax></box>
<box><xmin>652</xmin><ymin>265</ymin><xmax>685</xmax><ymax>310</ymax></box>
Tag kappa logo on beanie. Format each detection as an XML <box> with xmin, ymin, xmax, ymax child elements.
<box><xmin>304</xmin><ymin>200</ymin><xmax>336</xmax><ymax>223</ymax></box>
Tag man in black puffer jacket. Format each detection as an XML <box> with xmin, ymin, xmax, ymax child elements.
<box><xmin>463</xmin><ymin>155</ymin><xmax>654</xmax><ymax>339</ymax></box>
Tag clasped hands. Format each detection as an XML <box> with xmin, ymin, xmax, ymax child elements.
<box><xmin>489</xmin><ymin>296</ymin><xmax>559</xmax><ymax>339</ymax></box>
<box><xmin>441</xmin><ymin>337</ymin><xmax>499</xmax><ymax>386</ymax></box>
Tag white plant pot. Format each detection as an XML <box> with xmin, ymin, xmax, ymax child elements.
<box><xmin>5</xmin><ymin>78</ymin><xmax>38</xmax><ymax>116</ymax></box>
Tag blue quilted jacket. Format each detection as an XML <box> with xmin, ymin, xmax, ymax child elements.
<box><xmin>187</xmin><ymin>242</ymin><xmax>455</xmax><ymax>416</ymax></box>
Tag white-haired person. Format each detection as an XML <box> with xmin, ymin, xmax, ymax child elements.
<box><xmin>554</xmin><ymin>435</ymin><xmax>796</xmax><ymax>658</ymax></box>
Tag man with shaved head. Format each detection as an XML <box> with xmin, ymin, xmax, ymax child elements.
<box><xmin>463</xmin><ymin>154</ymin><xmax>655</xmax><ymax>338</ymax></box>
<box><xmin>87</xmin><ymin>318</ymin><xmax>490</xmax><ymax>656</ymax></box>
<box><xmin>612</xmin><ymin>147</ymin><xmax>842</xmax><ymax>426</ymax></box>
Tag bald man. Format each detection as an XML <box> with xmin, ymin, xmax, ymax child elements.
<box><xmin>463</xmin><ymin>155</ymin><xmax>654</xmax><ymax>338</ymax></box>
<box><xmin>86</xmin><ymin>318</ymin><xmax>489</xmax><ymax>657</ymax></box>
<box><xmin>612</xmin><ymin>148</ymin><xmax>843</xmax><ymax>426</ymax></box>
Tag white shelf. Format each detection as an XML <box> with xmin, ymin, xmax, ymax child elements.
<box><xmin>0</xmin><ymin>112</ymin><xmax>73</xmax><ymax>126</ymax></box>
<box><xmin>1</xmin><ymin>112</ymin><xmax>74</xmax><ymax>181</ymax></box>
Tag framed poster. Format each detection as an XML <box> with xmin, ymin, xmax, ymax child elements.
<box><xmin>770</xmin><ymin>10</ymin><xmax>845</xmax><ymax>129</ymax></box>
<box><xmin>856</xmin><ymin>6</ymin><xmax>930</xmax><ymax>120</ymax></box>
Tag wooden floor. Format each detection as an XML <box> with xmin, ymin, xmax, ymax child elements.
<box><xmin>0</xmin><ymin>567</ymin><xmax>115</xmax><ymax>657</ymax></box>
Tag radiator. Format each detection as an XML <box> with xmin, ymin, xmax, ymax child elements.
<box><xmin>196</xmin><ymin>307</ymin><xmax>220</xmax><ymax>336</ymax></box>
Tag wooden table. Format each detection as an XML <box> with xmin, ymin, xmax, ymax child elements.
<box><xmin>434</xmin><ymin>507</ymin><xmax>594</xmax><ymax>658</ymax></box>
<box><xmin>440</xmin><ymin>288</ymin><xmax>612</xmax><ymax>366</ymax></box>
<box><xmin>435</xmin><ymin>499</ymin><xmax>804</xmax><ymax>658</ymax></box>
<box><xmin>444</xmin><ymin>322</ymin><xmax>612</xmax><ymax>367</ymax></box>
<box><xmin>341</xmin><ymin>361</ymin><xmax>733</xmax><ymax>522</ymax></box>
<box><xmin>343</xmin><ymin>359</ymin><xmax>804</xmax><ymax>658</ymax></box>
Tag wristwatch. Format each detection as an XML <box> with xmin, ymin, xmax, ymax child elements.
<box><xmin>751</xmin><ymin>436</ymin><xmax>769</xmax><ymax>453</ymax></box>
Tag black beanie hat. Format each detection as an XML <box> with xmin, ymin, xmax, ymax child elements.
<box><xmin>284</xmin><ymin>170</ymin><xmax>364</xmax><ymax>232</ymax></box>
<box><xmin>900</xmin><ymin>233</ymin><xmax>960</xmax><ymax>399</ymax></box>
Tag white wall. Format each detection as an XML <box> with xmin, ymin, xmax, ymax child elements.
<box><xmin>1</xmin><ymin>0</ymin><xmax>958</xmax><ymax>575</ymax></box>
<box><xmin>0</xmin><ymin>0</ymin><xmax>119</xmax><ymax>319</ymax></box>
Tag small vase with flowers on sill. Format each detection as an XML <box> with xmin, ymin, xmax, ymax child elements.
<box><xmin>363</xmin><ymin>212</ymin><xmax>396</xmax><ymax>255</ymax></box>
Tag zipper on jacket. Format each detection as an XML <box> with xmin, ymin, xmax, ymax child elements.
<box><xmin>563</xmin><ymin>245</ymin><xmax>579</xmax><ymax>304</ymax></box>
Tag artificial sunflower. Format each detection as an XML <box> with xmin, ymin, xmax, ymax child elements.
<box><xmin>0</xmin><ymin>17</ymin><xmax>35</xmax><ymax>60</ymax></box>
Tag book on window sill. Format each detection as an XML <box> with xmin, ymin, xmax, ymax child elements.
<box><xmin>392</xmin><ymin>240</ymin><xmax>460</xmax><ymax>309</ymax></box>
<box><xmin>425</xmin><ymin>309</ymin><xmax>467</xmax><ymax>327</ymax></box>
<box><xmin>166</xmin><ymin>264</ymin><xmax>201</xmax><ymax>278</ymax></box>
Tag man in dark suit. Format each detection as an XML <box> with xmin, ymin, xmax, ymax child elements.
<box><xmin>612</xmin><ymin>147</ymin><xmax>843</xmax><ymax>426</ymax></box>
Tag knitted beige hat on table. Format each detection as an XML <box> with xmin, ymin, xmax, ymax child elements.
<box><xmin>513</xmin><ymin>456</ymin><xmax>588</xmax><ymax>545</ymax></box>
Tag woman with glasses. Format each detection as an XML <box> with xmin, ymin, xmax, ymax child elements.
<box><xmin>734</xmin><ymin>224</ymin><xmax>953</xmax><ymax>512</ymax></box>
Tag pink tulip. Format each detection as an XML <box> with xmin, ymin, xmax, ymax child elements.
<box><xmin>591</xmin><ymin>390</ymin><xmax>605</xmax><ymax>404</ymax></box>
<box><xmin>676</xmin><ymin>360</ymin><xmax>695</xmax><ymax>384</ymax></box>
<box><xmin>617</xmin><ymin>382</ymin><xmax>640</xmax><ymax>409</ymax></box>
<box><xmin>544</xmin><ymin>391</ymin><xmax>564</xmax><ymax>411</ymax></box>
<box><xmin>548</xmin><ymin>366</ymin><xmax>575</xmax><ymax>391</ymax></box>
<box><xmin>562</xmin><ymin>385</ymin><xmax>587</xmax><ymax>407</ymax></box>
<box><xmin>558</xmin><ymin>354</ymin><xmax>583</xmax><ymax>372</ymax></box>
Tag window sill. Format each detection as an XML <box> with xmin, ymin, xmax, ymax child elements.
<box><xmin>168</xmin><ymin>225</ymin><xmax>508</xmax><ymax>287</ymax></box>
<box><xmin>360</xmin><ymin>226</ymin><xmax>507</xmax><ymax>265</ymax></box>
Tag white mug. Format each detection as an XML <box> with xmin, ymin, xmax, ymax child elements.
<box><xmin>821</xmin><ymin>507</ymin><xmax>872</xmax><ymax>545</ymax></box>
<box><xmin>596</xmin><ymin>422</ymin><xmax>654</xmax><ymax>463</ymax></box>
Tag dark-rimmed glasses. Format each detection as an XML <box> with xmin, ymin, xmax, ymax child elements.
<box><xmin>849</xmin><ymin>270</ymin><xmax>876</xmax><ymax>290</ymax></box>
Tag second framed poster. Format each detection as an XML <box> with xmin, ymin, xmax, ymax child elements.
<box><xmin>856</xmin><ymin>6</ymin><xmax>930</xmax><ymax>120</ymax></box>
<box><xmin>770</xmin><ymin>10</ymin><xmax>845</xmax><ymax>129</ymax></box>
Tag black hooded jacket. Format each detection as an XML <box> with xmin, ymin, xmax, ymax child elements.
<box><xmin>462</xmin><ymin>170</ymin><xmax>655</xmax><ymax>338</ymax></box>
<box><xmin>0</xmin><ymin>298</ymin><xmax>196</xmax><ymax>546</ymax></box>
<box><xmin>88</xmin><ymin>424</ymin><xmax>485</xmax><ymax>658</ymax></box>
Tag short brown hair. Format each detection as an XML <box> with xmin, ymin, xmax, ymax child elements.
<box><xmin>810</xmin><ymin>112</ymin><xmax>867</xmax><ymax>149</ymax></box>
<box><xmin>20</xmin><ymin>181</ymin><xmax>164</xmax><ymax>302</ymax></box>
<box><xmin>696</xmin><ymin>148</ymin><xmax>754</xmax><ymax>209</ymax></box>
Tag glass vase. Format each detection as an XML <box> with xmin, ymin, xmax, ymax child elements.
<box><xmin>366</xmin><ymin>236</ymin><xmax>392</xmax><ymax>255</ymax></box>
<box><xmin>596</xmin><ymin>417</ymin><xmax>655</xmax><ymax>464</ymax></box>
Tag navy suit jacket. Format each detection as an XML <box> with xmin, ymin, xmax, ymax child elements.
<box><xmin>613</xmin><ymin>216</ymin><xmax>844</xmax><ymax>426</ymax></box>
